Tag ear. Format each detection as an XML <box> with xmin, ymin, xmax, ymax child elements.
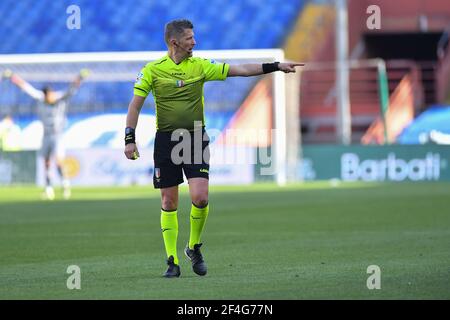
<box><xmin>170</xmin><ymin>38</ymin><xmax>178</xmax><ymax>47</ymax></box>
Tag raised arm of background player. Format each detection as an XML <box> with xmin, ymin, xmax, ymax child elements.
<box><xmin>55</xmin><ymin>69</ymin><xmax>90</xmax><ymax>101</ymax></box>
<box><xmin>2</xmin><ymin>69</ymin><xmax>89</xmax><ymax>102</ymax></box>
<box><xmin>123</xmin><ymin>61</ymin><xmax>304</xmax><ymax>160</ymax></box>
<box><xmin>2</xmin><ymin>69</ymin><xmax>45</xmax><ymax>101</ymax></box>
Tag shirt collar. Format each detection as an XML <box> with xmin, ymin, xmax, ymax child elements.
<box><xmin>166</xmin><ymin>54</ymin><xmax>191</xmax><ymax>66</ymax></box>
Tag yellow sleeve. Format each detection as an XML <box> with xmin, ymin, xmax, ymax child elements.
<box><xmin>133</xmin><ymin>66</ymin><xmax>152</xmax><ymax>97</ymax></box>
<box><xmin>201</xmin><ymin>59</ymin><xmax>229</xmax><ymax>82</ymax></box>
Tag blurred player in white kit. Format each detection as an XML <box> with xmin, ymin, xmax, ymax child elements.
<box><xmin>3</xmin><ymin>69</ymin><xmax>89</xmax><ymax>200</ymax></box>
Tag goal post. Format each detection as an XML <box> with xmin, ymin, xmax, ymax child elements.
<box><xmin>0</xmin><ymin>49</ymin><xmax>299</xmax><ymax>186</ymax></box>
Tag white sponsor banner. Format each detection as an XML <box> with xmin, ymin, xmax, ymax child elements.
<box><xmin>209</xmin><ymin>145</ymin><xmax>255</xmax><ymax>185</ymax></box>
<box><xmin>13</xmin><ymin>113</ymin><xmax>157</xmax><ymax>150</ymax></box>
<box><xmin>37</xmin><ymin>148</ymin><xmax>153</xmax><ymax>186</ymax></box>
<box><xmin>63</xmin><ymin>114</ymin><xmax>156</xmax><ymax>149</ymax></box>
<box><xmin>67</xmin><ymin>148</ymin><xmax>153</xmax><ymax>186</ymax></box>
<box><xmin>37</xmin><ymin>146</ymin><xmax>254</xmax><ymax>186</ymax></box>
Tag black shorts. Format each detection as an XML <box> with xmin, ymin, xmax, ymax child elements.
<box><xmin>153</xmin><ymin>129</ymin><xmax>210</xmax><ymax>189</ymax></box>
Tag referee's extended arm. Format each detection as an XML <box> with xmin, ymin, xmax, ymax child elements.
<box><xmin>227</xmin><ymin>62</ymin><xmax>304</xmax><ymax>77</ymax></box>
<box><xmin>124</xmin><ymin>95</ymin><xmax>145</xmax><ymax>160</ymax></box>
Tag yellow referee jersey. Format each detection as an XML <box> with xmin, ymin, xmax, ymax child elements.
<box><xmin>134</xmin><ymin>55</ymin><xmax>230</xmax><ymax>131</ymax></box>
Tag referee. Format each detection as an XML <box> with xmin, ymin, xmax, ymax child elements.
<box><xmin>124</xmin><ymin>19</ymin><xmax>303</xmax><ymax>278</ymax></box>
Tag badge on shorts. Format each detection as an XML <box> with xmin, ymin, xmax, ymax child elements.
<box><xmin>176</xmin><ymin>80</ymin><xmax>185</xmax><ymax>87</ymax></box>
<box><xmin>155</xmin><ymin>168</ymin><xmax>160</xmax><ymax>179</ymax></box>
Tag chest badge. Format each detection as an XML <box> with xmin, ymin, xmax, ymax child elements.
<box><xmin>176</xmin><ymin>80</ymin><xmax>185</xmax><ymax>87</ymax></box>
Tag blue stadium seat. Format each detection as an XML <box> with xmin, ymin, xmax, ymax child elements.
<box><xmin>0</xmin><ymin>0</ymin><xmax>304</xmax><ymax>53</ymax></box>
<box><xmin>0</xmin><ymin>0</ymin><xmax>305</xmax><ymax>115</ymax></box>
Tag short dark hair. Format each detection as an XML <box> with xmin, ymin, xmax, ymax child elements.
<box><xmin>42</xmin><ymin>85</ymin><xmax>53</xmax><ymax>95</ymax></box>
<box><xmin>164</xmin><ymin>19</ymin><xmax>194</xmax><ymax>46</ymax></box>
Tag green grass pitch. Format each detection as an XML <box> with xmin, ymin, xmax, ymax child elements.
<box><xmin>0</xmin><ymin>182</ymin><xmax>449</xmax><ymax>299</ymax></box>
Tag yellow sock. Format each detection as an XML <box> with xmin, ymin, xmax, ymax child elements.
<box><xmin>161</xmin><ymin>209</ymin><xmax>178</xmax><ymax>265</ymax></box>
<box><xmin>189</xmin><ymin>203</ymin><xmax>209</xmax><ymax>249</ymax></box>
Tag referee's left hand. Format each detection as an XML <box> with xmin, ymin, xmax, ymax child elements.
<box><xmin>278</xmin><ymin>62</ymin><xmax>305</xmax><ymax>73</ymax></box>
<box><xmin>125</xmin><ymin>143</ymin><xmax>140</xmax><ymax>160</ymax></box>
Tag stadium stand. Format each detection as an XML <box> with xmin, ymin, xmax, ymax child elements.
<box><xmin>297</xmin><ymin>0</ymin><xmax>450</xmax><ymax>144</ymax></box>
<box><xmin>0</xmin><ymin>0</ymin><xmax>304</xmax><ymax>53</ymax></box>
<box><xmin>0</xmin><ymin>0</ymin><xmax>305</xmax><ymax>116</ymax></box>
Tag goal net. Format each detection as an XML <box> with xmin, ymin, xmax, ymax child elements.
<box><xmin>0</xmin><ymin>49</ymin><xmax>297</xmax><ymax>186</ymax></box>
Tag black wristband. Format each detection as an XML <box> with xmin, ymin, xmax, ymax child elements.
<box><xmin>262</xmin><ymin>62</ymin><xmax>280</xmax><ymax>74</ymax></box>
<box><xmin>124</xmin><ymin>127</ymin><xmax>136</xmax><ymax>145</ymax></box>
